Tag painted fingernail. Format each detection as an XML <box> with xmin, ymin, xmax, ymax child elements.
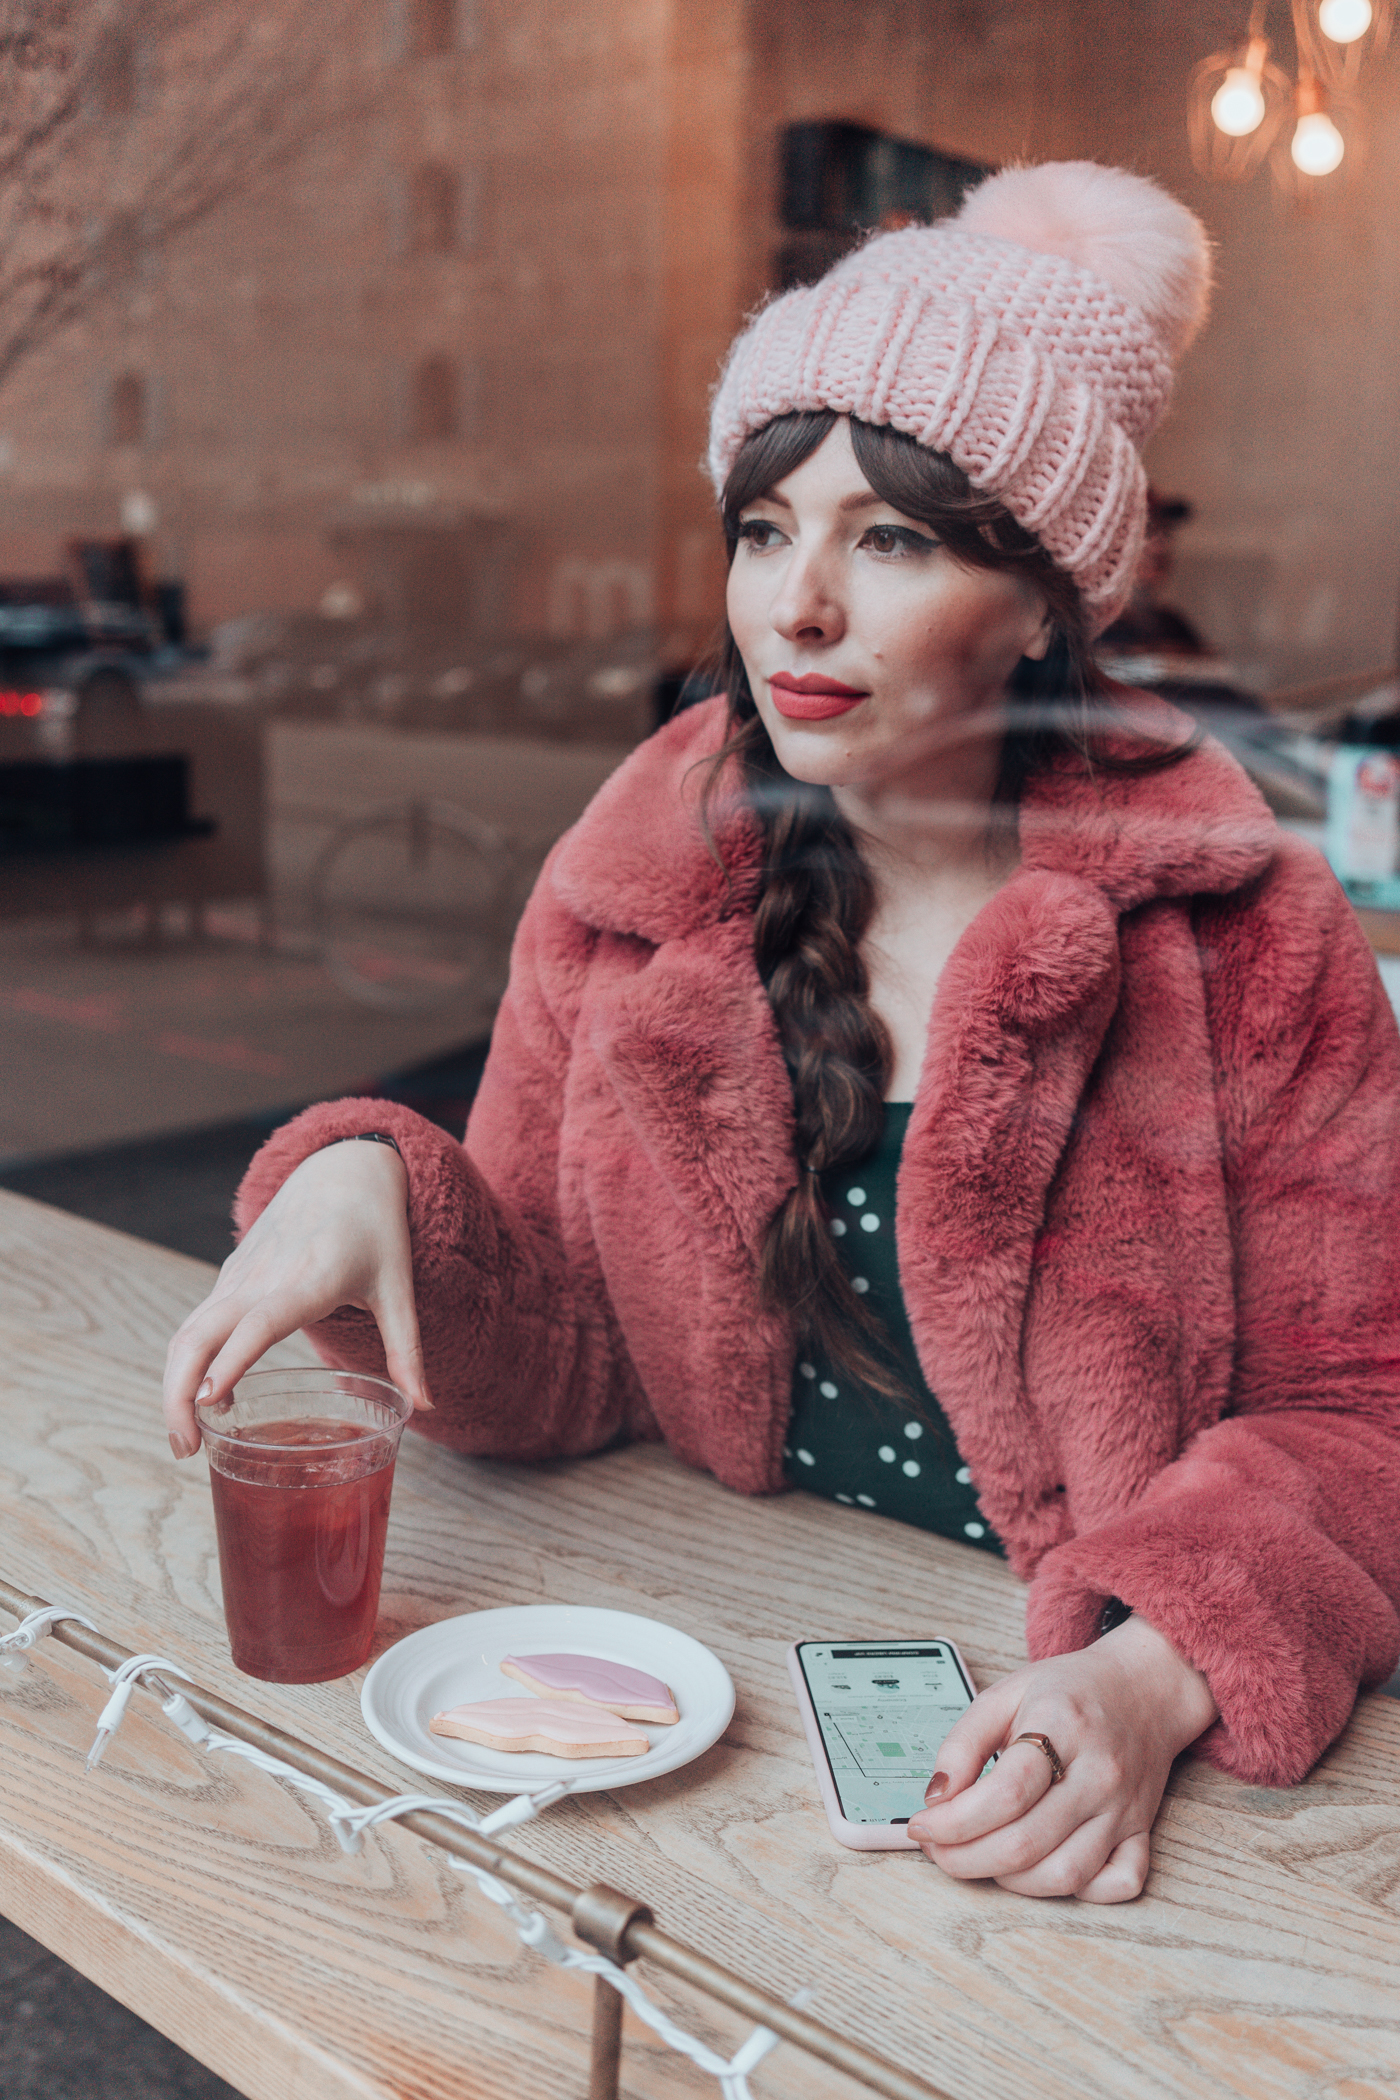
<box><xmin>169</xmin><ymin>1432</ymin><xmax>194</xmax><ymax>1460</ymax></box>
<box><xmin>195</xmin><ymin>1378</ymin><xmax>214</xmax><ymax>1402</ymax></box>
<box><xmin>924</xmin><ymin>1771</ymin><xmax>949</xmax><ymax>1801</ymax></box>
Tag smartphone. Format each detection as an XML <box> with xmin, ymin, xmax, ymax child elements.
<box><xmin>787</xmin><ymin>1638</ymin><xmax>977</xmax><ymax>1851</ymax></box>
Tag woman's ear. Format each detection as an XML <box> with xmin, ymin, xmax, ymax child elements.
<box><xmin>1021</xmin><ymin>604</ymin><xmax>1053</xmax><ymax>662</ymax></box>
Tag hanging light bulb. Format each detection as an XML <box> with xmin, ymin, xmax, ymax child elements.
<box><xmin>1319</xmin><ymin>0</ymin><xmax>1373</xmax><ymax>42</ymax></box>
<box><xmin>1212</xmin><ymin>63</ymin><xmax>1269</xmax><ymax>132</ymax></box>
<box><xmin>1291</xmin><ymin>107</ymin><xmax>1347</xmax><ymax>170</ymax></box>
<box><xmin>1190</xmin><ymin>31</ymin><xmax>1290</xmax><ymax>178</ymax></box>
<box><xmin>1273</xmin><ymin>70</ymin><xmax>1364</xmax><ymax>202</ymax></box>
<box><xmin>1309</xmin><ymin>0</ymin><xmax>1391</xmax><ymax>90</ymax></box>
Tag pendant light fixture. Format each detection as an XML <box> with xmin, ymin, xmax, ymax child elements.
<box><xmin>1314</xmin><ymin>0</ymin><xmax>1390</xmax><ymax>82</ymax></box>
<box><xmin>1189</xmin><ymin>0</ymin><xmax>1390</xmax><ymax>191</ymax></box>
<box><xmin>1188</xmin><ymin>15</ymin><xmax>1291</xmax><ymax>181</ymax></box>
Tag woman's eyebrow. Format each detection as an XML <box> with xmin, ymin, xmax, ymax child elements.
<box><xmin>747</xmin><ymin>490</ymin><xmax>892</xmax><ymax>514</ymax></box>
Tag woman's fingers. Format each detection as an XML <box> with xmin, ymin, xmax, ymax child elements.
<box><xmin>917</xmin><ymin>1674</ymin><xmax>1023</xmax><ymax>1803</ymax></box>
<box><xmin>912</xmin><ymin>1760</ymin><xmax>1088</xmax><ymax>1881</ymax></box>
<box><xmin>161</xmin><ymin>1141</ymin><xmax>426</xmax><ymax>1454</ymax></box>
<box><xmin>164</xmin><ymin>1290</ymin><xmax>314</xmax><ymax>1449</ymax></box>
<box><xmin>1080</xmin><ymin>1831</ymin><xmax>1151</xmax><ymax>1904</ymax></box>
<box><xmin>363</xmin><ymin>1174</ymin><xmax>433</xmax><ymax>1412</ymax></box>
<box><xmin>163</xmin><ymin>1184</ymin><xmax>431</xmax><ymax>1448</ymax></box>
<box><xmin>910</xmin><ymin>1734</ymin><xmax>1060</xmax><ymax>1849</ymax></box>
<box><xmin>198</xmin><ymin>1295</ymin><xmax>327</xmax><ymax>1409</ymax></box>
<box><xmin>907</xmin><ymin>1674</ymin><xmax>1060</xmax><ymax>1853</ymax></box>
<box><xmin>164</xmin><ymin>1278</ymin><xmax>429</xmax><ymax>1456</ymax></box>
<box><xmin>164</xmin><ymin>1229</ymin><xmax>367</xmax><ymax>1440</ymax></box>
<box><xmin>918</xmin><ymin>1770</ymin><xmax>1151</xmax><ymax>1900</ymax></box>
<box><xmin>988</xmin><ymin>1810</ymin><xmax>1127</xmax><ymax>1900</ymax></box>
<box><xmin>992</xmin><ymin>1820</ymin><xmax>1150</xmax><ymax>1903</ymax></box>
<box><xmin>163</xmin><ymin>1299</ymin><xmax>246</xmax><ymax>1447</ymax></box>
<box><xmin>1073</xmin><ymin>1830</ymin><xmax>1150</xmax><ymax>1905</ymax></box>
<box><xmin>367</xmin><ymin>1260</ymin><xmax>434</xmax><ymax>1415</ymax></box>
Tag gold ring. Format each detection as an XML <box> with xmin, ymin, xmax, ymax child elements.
<box><xmin>1011</xmin><ymin>1731</ymin><xmax>1066</xmax><ymax>1784</ymax></box>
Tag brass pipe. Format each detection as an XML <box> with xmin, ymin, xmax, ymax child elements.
<box><xmin>0</xmin><ymin>1579</ymin><xmax>951</xmax><ymax>2100</ymax></box>
<box><xmin>588</xmin><ymin>1976</ymin><xmax>624</xmax><ymax>2100</ymax></box>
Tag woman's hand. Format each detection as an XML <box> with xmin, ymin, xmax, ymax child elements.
<box><xmin>162</xmin><ymin>1141</ymin><xmax>432</xmax><ymax>1458</ymax></box>
<box><xmin>905</xmin><ymin>1617</ymin><xmax>1217</xmax><ymax>1903</ymax></box>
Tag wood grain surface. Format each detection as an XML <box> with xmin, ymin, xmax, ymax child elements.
<box><xmin>1</xmin><ymin>1188</ymin><xmax>1398</xmax><ymax>2100</ymax></box>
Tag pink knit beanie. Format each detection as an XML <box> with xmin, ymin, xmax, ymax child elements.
<box><xmin>708</xmin><ymin>161</ymin><xmax>1212</xmax><ymax>633</ymax></box>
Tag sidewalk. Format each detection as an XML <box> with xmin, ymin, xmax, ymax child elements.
<box><xmin>0</xmin><ymin>1037</ymin><xmax>487</xmax><ymax>1264</ymax></box>
<box><xmin>0</xmin><ymin>907</ymin><xmax>496</xmax><ymax>1167</ymax></box>
<box><xmin>0</xmin><ymin>1918</ymin><xmax>238</xmax><ymax>2100</ymax></box>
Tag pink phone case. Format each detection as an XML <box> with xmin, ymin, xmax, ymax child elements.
<box><xmin>786</xmin><ymin>1638</ymin><xmax>977</xmax><ymax>1852</ymax></box>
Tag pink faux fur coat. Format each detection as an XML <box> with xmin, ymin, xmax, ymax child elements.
<box><xmin>237</xmin><ymin>697</ymin><xmax>1400</xmax><ymax>1786</ymax></box>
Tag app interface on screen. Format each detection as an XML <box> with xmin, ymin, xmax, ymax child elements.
<box><xmin>800</xmin><ymin>1645</ymin><xmax>972</xmax><ymax>1825</ymax></box>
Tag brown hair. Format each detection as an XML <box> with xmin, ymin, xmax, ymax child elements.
<box><xmin>702</xmin><ymin>411</ymin><xmax>1190</xmax><ymax>1402</ymax></box>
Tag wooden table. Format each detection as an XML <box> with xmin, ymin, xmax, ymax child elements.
<box><xmin>2</xmin><ymin>1188</ymin><xmax>1398</xmax><ymax>2100</ymax></box>
<box><xmin>1357</xmin><ymin>905</ymin><xmax>1400</xmax><ymax>960</ymax></box>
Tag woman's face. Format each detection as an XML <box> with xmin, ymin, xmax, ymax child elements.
<box><xmin>725</xmin><ymin>417</ymin><xmax>1049</xmax><ymax>801</ymax></box>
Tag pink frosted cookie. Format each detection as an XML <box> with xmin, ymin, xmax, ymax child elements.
<box><xmin>500</xmin><ymin>1652</ymin><xmax>680</xmax><ymax>1725</ymax></box>
<box><xmin>429</xmin><ymin>1697</ymin><xmax>649</xmax><ymax>1759</ymax></box>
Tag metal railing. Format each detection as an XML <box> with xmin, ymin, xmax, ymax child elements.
<box><xmin>0</xmin><ymin>1579</ymin><xmax>949</xmax><ymax>2100</ymax></box>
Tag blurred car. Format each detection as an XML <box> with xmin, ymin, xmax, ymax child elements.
<box><xmin>0</xmin><ymin>598</ymin><xmax>160</xmax><ymax>742</ymax></box>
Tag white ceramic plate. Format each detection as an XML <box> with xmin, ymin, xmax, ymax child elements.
<box><xmin>360</xmin><ymin>1604</ymin><xmax>735</xmax><ymax>1793</ymax></box>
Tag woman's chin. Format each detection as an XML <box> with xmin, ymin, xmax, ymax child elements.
<box><xmin>766</xmin><ymin>721</ymin><xmax>943</xmax><ymax>798</ymax></box>
<box><xmin>763</xmin><ymin>704</ymin><xmax>1011</xmax><ymax>802</ymax></box>
<box><xmin>769</xmin><ymin>738</ymin><xmax>868</xmax><ymax>790</ymax></box>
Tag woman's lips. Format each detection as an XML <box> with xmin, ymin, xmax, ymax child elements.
<box><xmin>768</xmin><ymin>673</ymin><xmax>870</xmax><ymax>721</ymax></box>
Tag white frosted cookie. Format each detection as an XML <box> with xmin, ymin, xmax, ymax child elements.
<box><xmin>428</xmin><ymin>1697</ymin><xmax>649</xmax><ymax>1759</ymax></box>
<box><xmin>499</xmin><ymin>1652</ymin><xmax>680</xmax><ymax>1725</ymax></box>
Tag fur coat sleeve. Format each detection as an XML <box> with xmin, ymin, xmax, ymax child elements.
<box><xmin>232</xmin><ymin>840</ymin><xmax>659</xmax><ymax>1462</ymax></box>
<box><xmin>1024</xmin><ymin>840</ymin><xmax>1400</xmax><ymax>1781</ymax></box>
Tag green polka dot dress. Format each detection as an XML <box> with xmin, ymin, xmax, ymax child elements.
<box><xmin>783</xmin><ymin>1103</ymin><xmax>1004</xmax><ymax>1555</ymax></box>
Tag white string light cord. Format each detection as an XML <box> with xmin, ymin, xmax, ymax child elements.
<box><xmin>340</xmin><ymin>1793</ymin><xmax>810</xmax><ymax>2100</ymax></box>
<box><xmin>0</xmin><ymin>1603</ymin><xmax>99</xmax><ymax>1672</ymax></box>
<box><xmin>1</xmin><ymin>1615</ymin><xmax>805</xmax><ymax>2100</ymax></box>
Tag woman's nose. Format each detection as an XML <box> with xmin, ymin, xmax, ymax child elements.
<box><xmin>769</xmin><ymin>548</ymin><xmax>844</xmax><ymax>645</ymax></box>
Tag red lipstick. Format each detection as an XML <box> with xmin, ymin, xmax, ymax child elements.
<box><xmin>768</xmin><ymin>671</ymin><xmax>869</xmax><ymax>721</ymax></box>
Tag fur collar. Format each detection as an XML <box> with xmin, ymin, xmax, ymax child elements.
<box><xmin>550</xmin><ymin>694</ymin><xmax>1278</xmax><ymax>942</ymax></box>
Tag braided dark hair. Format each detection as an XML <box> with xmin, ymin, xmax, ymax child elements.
<box><xmin>701</xmin><ymin>412</ymin><xmax>1192</xmax><ymax>1400</ymax></box>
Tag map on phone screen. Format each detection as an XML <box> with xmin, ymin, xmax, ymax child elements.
<box><xmin>798</xmin><ymin>1643</ymin><xmax>974</xmax><ymax>1825</ymax></box>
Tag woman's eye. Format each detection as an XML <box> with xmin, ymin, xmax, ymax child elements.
<box><xmin>736</xmin><ymin>518</ymin><xmax>782</xmax><ymax>549</ymax></box>
<box><xmin>862</xmin><ymin>524</ymin><xmax>936</xmax><ymax>556</ymax></box>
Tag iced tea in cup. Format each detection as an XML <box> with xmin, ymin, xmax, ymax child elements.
<box><xmin>197</xmin><ymin>1369</ymin><xmax>412</xmax><ymax>1684</ymax></box>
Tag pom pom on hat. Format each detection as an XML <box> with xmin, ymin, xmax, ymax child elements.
<box><xmin>955</xmin><ymin>160</ymin><xmax>1212</xmax><ymax>361</ymax></box>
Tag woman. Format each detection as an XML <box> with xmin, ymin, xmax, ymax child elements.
<box><xmin>164</xmin><ymin>162</ymin><xmax>1400</xmax><ymax>1903</ymax></box>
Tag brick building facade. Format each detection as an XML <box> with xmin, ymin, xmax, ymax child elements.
<box><xmin>0</xmin><ymin>1</ymin><xmax>1396</xmax><ymax>691</ymax></box>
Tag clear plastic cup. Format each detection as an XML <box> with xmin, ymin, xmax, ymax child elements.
<box><xmin>197</xmin><ymin>1368</ymin><xmax>412</xmax><ymax>1684</ymax></box>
